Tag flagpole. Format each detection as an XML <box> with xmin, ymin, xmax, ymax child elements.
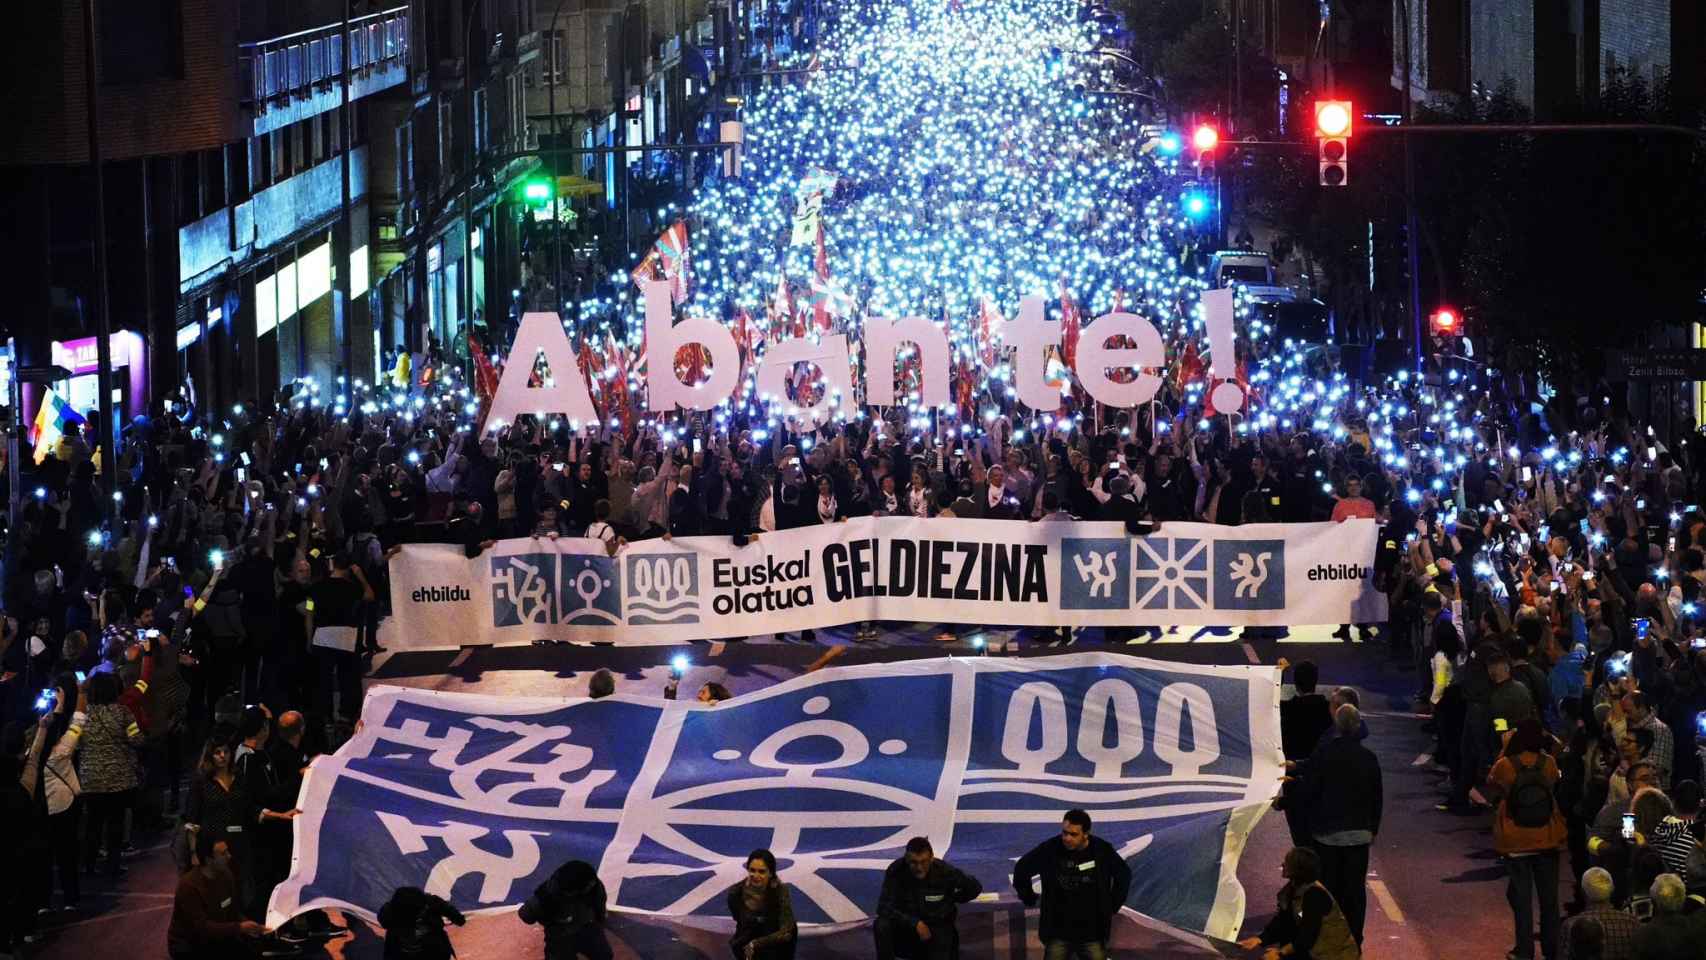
<box><xmin>83</xmin><ymin>0</ymin><xmax>118</xmax><ymax>521</ymax></box>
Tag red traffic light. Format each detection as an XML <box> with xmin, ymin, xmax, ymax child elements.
<box><xmin>1315</xmin><ymin>100</ymin><xmax>1353</xmax><ymax>138</ymax></box>
<box><xmin>1192</xmin><ymin>124</ymin><xmax>1219</xmax><ymax>153</ymax></box>
<box><xmin>1430</xmin><ymin>308</ymin><xmax>1459</xmax><ymax>335</ymax></box>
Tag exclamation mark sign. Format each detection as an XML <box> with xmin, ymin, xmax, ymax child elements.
<box><xmin>1201</xmin><ymin>288</ymin><xmax>1245</xmax><ymax>413</ymax></box>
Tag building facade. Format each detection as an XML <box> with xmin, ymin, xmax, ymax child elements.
<box><xmin>0</xmin><ymin>0</ymin><xmax>414</xmax><ymax>426</ymax></box>
<box><xmin>1392</xmin><ymin>0</ymin><xmax>1703</xmax><ymax>117</ymax></box>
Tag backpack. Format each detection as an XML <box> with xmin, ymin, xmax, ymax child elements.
<box><xmin>1506</xmin><ymin>754</ymin><xmax>1556</xmax><ymax>828</ymax></box>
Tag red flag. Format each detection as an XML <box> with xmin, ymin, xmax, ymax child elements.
<box><xmin>1059</xmin><ymin>283</ymin><xmax>1081</xmax><ymax>369</ymax></box>
<box><xmin>978</xmin><ymin>300</ymin><xmax>1004</xmax><ymax>367</ymax></box>
<box><xmin>1176</xmin><ymin>340</ymin><xmax>1205</xmax><ymax>393</ymax></box>
<box><xmin>813</xmin><ymin>223</ymin><xmax>832</xmax><ymax>331</ymax></box>
<box><xmin>470</xmin><ymin>334</ymin><xmax>499</xmax><ymax>401</ymax></box>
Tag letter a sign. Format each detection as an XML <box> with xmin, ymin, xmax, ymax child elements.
<box><xmin>484</xmin><ymin>312</ymin><xmax>600</xmax><ymax>428</ymax></box>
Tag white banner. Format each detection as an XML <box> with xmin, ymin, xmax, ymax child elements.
<box><xmin>381</xmin><ymin>518</ymin><xmax>1382</xmax><ymax>649</ymax></box>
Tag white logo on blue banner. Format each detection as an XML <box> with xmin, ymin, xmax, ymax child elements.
<box><xmin>267</xmin><ymin>655</ymin><xmax>1283</xmax><ymax>942</ymax></box>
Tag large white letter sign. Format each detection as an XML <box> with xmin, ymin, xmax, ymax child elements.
<box><xmin>642</xmin><ymin>279</ymin><xmax>740</xmax><ymax>412</ymax></box>
<box><xmin>1077</xmin><ymin>312</ymin><xmax>1166</xmax><ymax>408</ymax></box>
<box><xmin>756</xmin><ymin>334</ymin><xmax>855</xmax><ymax>429</ymax></box>
<box><xmin>1001</xmin><ymin>296</ymin><xmax>1060</xmax><ymax>410</ymax></box>
<box><xmin>862</xmin><ymin>315</ymin><xmax>950</xmax><ymax>408</ymax></box>
<box><xmin>485</xmin><ymin>312</ymin><xmax>599</xmax><ymax>428</ymax></box>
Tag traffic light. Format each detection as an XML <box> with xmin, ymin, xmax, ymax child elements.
<box><xmin>1181</xmin><ymin>186</ymin><xmax>1213</xmax><ymax>220</ymax></box>
<box><xmin>1315</xmin><ymin>100</ymin><xmax>1352</xmax><ymax>187</ymax></box>
<box><xmin>1429</xmin><ymin>307</ymin><xmax>1459</xmax><ymax>336</ymax></box>
<box><xmin>1192</xmin><ymin>123</ymin><xmax>1219</xmax><ymax>158</ymax></box>
<box><xmin>521</xmin><ymin>176</ymin><xmax>554</xmax><ymax>208</ymax></box>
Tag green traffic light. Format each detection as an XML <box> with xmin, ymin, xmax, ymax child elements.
<box><xmin>523</xmin><ymin>179</ymin><xmax>553</xmax><ymax>203</ymax></box>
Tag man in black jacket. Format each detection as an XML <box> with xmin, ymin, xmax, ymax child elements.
<box><xmin>874</xmin><ymin>836</ymin><xmax>983</xmax><ymax>959</ymax></box>
<box><xmin>1286</xmin><ymin>704</ymin><xmax>1383</xmax><ymax>947</ymax></box>
<box><xmin>518</xmin><ymin>860</ymin><xmax>611</xmax><ymax>960</ymax></box>
<box><xmin>1012</xmin><ymin>809</ymin><xmax>1132</xmax><ymax>959</ymax></box>
<box><xmin>1277</xmin><ymin>659</ymin><xmax>1334</xmax><ymax>846</ymax></box>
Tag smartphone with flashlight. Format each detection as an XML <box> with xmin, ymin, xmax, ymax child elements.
<box><xmin>1622</xmin><ymin>813</ymin><xmax>1637</xmax><ymax>840</ymax></box>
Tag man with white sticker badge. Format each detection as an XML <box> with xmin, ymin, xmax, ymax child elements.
<box><xmin>168</xmin><ymin>831</ymin><xmax>268</xmax><ymax>958</ymax></box>
<box><xmin>874</xmin><ymin>835</ymin><xmax>983</xmax><ymax>959</ymax></box>
<box><xmin>1013</xmin><ymin>809</ymin><xmax>1132</xmax><ymax>960</ymax></box>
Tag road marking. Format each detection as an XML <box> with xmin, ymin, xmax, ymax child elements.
<box><xmin>1368</xmin><ymin>877</ymin><xmax>1406</xmax><ymax>925</ymax></box>
<box><xmin>1241</xmin><ymin>642</ymin><xmax>1261</xmax><ymax>664</ymax></box>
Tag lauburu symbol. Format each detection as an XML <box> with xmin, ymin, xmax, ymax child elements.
<box><xmin>1073</xmin><ymin>551</ymin><xmax>1119</xmax><ymax>598</ymax></box>
<box><xmin>1229</xmin><ymin>551</ymin><xmax>1272</xmax><ymax>598</ymax></box>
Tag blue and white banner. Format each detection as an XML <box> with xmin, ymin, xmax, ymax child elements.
<box><xmin>268</xmin><ymin>654</ymin><xmax>1282</xmax><ymax>941</ymax></box>
<box><xmin>381</xmin><ymin>517</ymin><xmax>1383</xmax><ymax>648</ymax></box>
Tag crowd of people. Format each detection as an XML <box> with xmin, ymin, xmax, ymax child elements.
<box><xmin>3</xmin><ymin>322</ymin><xmax>1706</xmax><ymax>959</ymax></box>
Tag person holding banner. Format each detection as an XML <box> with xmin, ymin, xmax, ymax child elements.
<box><xmin>518</xmin><ymin>859</ymin><xmax>612</xmax><ymax>960</ymax></box>
<box><xmin>1237</xmin><ymin>846</ymin><xmax>1360</xmax><ymax>960</ymax></box>
<box><xmin>1012</xmin><ymin>809</ymin><xmax>1132</xmax><ymax>960</ymax></box>
<box><xmin>873</xmin><ymin>836</ymin><xmax>983</xmax><ymax>959</ymax></box>
<box><xmin>727</xmin><ymin>849</ymin><xmax>797</xmax><ymax>960</ymax></box>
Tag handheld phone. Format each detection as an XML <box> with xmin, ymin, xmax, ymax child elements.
<box><xmin>1638</xmin><ymin>498</ymin><xmax>1648</xmax><ymax>510</ymax></box>
<box><xmin>1522</xmin><ymin>467</ymin><xmax>1533</xmax><ymax>483</ymax></box>
<box><xmin>236</xmin><ymin>468</ymin><xmax>247</xmax><ymax>485</ymax></box>
<box><xmin>1579</xmin><ymin>519</ymin><xmax>1591</xmax><ymax>536</ymax></box>
<box><xmin>1636</xmin><ymin>618</ymin><xmax>1651</xmax><ymax>641</ymax></box>
<box><xmin>34</xmin><ymin>688</ymin><xmax>53</xmax><ymax>713</ymax></box>
<box><xmin>1494</xmin><ymin>499</ymin><xmax>1505</xmax><ymax>514</ymax></box>
<box><xmin>240</xmin><ymin>452</ymin><xmax>251</xmax><ymax>466</ymax></box>
<box><xmin>693</xmin><ymin>438</ymin><xmax>702</xmax><ymax>454</ymax></box>
<box><xmin>1648</xmin><ymin>446</ymin><xmax>1658</xmax><ymax>461</ymax></box>
<box><xmin>1622</xmin><ymin>813</ymin><xmax>1637</xmax><ymax>840</ymax></box>
<box><xmin>1696</xmin><ymin>711</ymin><xmax>1706</xmax><ymax>738</ymax></box>
<box><xmin>75</xmin><ymin>670</ymin><xmax>86</xmax><ymax>684</ymax></box>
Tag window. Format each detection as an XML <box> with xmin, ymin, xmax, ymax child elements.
<box><xmin>178</xmin><ymin>153</ymin><xmax>201</xmax><ymax>223</ymax></box>
<box><xmin>310</xmin><ymin>115</ymin><xmax>325</xmax><ymax>164</ymax></box>
<box><xmin>473</xmin><ymin>88</ymin><xmax>487</xmax><ymax>155</ymax></box>
<box><xmin>204</xmin><ymin>147</ymin><xmax>227</xmax><ymax>209</ymax></box>
<box><xmin>249</xmin><ymin>136</ymin><xmax>269</xmax><ymax>189</ymax></box>
<box><xmin>290</xmin><ymin>121</ymin><xmax>305</xmax><ymax>171</ymax></box>
<box><xmin>99</xmin><ymin>0</ymin><xmax>183</xmax><ymax>84</ymax></box>
<box><xmin>271</xmin><ymin>128</ymin><xmax>287</xmax><ymax>179</ymax></box>
<box><xmin>396</xmin><ymin>125</ymin><xmax>413</xmax><ymax>197</ymax></box>
<box><xmin>439</xmin><ymin>99</ymin><xmax>454</xmax><ymax>172</ymax></box>
<box><xmin>548</xmin><ymin>30</ymin><xmax>566</xmax><ymax>83</ymax></box>
<box><xmin>228</xmin><ymin>141</ymin><xmax>250</xmax><ymax>202</ymax></box>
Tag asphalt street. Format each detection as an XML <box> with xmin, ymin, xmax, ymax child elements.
<box><xmin>30</xmin><ymin>625</ymin><xmax>1534</xmax><ymax>959</ymax></box>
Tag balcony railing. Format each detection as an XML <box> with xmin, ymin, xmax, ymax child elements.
<box><xmin>239</xmin><ymin>5</ymin><xmax>410</xmax><ymax>105</ymax></box>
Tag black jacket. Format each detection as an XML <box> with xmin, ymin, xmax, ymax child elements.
<box><xmin>876</xmin><ymin>857</ymin><xmax>983</xmax><ymax>929</ymax></box>
<box><xmin>1289</xmin><ymin>733</ymin><xmax>1384</xmax><ymax>840</ymax></box>
<box><xmin>519</xmin><ymin>862</ymin><xmax>607</xmax><ymax>960</ymax></box>
<box><xmin>1013</xmin><ymin>835</ymin><xmax>1132</xmax><ymax>944</ymax></box>
<box><xmin>1280</xmin><ymin>693</ymin><xmax>1333</xmax><ymax>764</ymax></box>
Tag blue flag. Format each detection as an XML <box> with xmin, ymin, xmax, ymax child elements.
<box><xmin>269</xmin><ymin>654</ymin><xmax>1281</xmax><ymax>940</ymax></box>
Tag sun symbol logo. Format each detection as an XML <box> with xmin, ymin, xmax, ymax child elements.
<box><xmin>1132</xmin><ymin>537</ymin><xmax>1209</xmax><ymax>609</ymax></box>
